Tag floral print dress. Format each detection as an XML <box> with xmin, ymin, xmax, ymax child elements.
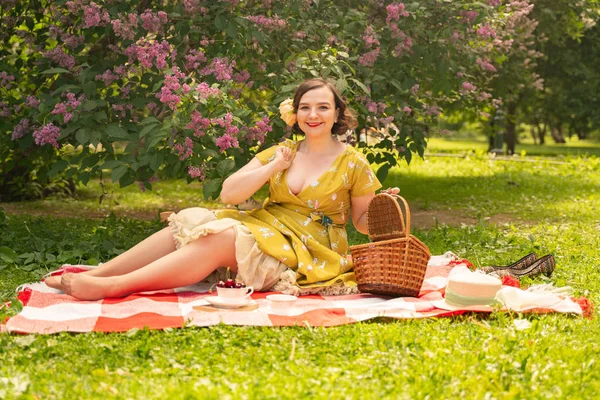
<box><xmin>215</xmin><ymin>139</ymin><xmax>382</xmax><ymax>290</ymax></box>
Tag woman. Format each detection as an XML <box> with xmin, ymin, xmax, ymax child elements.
<box><xmin>46</xmin><ymin>78</ymin><xmax>398</xmax><ymax>300</ymax></box>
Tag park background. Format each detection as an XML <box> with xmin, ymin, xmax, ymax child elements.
<box><xmin>1</xmin><ymin>0</ymin><xmax>599</xmax><ymax>398</ymax></box>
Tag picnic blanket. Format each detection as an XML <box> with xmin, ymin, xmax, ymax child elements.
<box><xmin>2</xmin><ymin>253</ymin><xmax>584</xmax><ymax>334</ymax></box>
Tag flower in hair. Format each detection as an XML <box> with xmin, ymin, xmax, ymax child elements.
<box><xmin>279</xmin><ymin>98</ymin><xmax>296</xmax><ymax>126</ymax></box>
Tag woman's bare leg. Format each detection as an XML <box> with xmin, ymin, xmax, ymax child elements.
<box><xmin>46</xmin><ymin>227</ymin><xmax>176</xmax><ymax>288</ymax></box>
<box><xmin>59</xmin><ymin>228</ymin><xmax>237</xmax><ymax>301</ymax></box>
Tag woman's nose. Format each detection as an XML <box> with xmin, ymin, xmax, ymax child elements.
<box><xmin>309</xmin><ymin>108</ymin><xmax>318</xmax><ymax>117</ymax></box>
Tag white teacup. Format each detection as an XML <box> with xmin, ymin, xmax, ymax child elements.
<box><xmin>216</xmin><ymin>286</ymin><xmax>254</xmax><ymax>303</ymax></box>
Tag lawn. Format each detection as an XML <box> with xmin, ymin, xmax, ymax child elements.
<box><xmin>1</xmin><ymin>140</ymin><xmax>599</xmax><ymax>399</ymax></box>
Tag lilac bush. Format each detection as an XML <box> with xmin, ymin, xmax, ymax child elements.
<box><xmin>0</xmin><ymin>0</ymin><xmax>541</xmax><ymax>200</ymax></box>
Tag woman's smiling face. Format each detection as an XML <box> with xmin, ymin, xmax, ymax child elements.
<box><xmin>296</xmin><ymin>86</ymin><xmax>339</xmax><ymax>137</ymax></box>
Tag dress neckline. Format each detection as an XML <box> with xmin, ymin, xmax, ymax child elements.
<box><xmin>286</xmin><ymin>141</ymin><xmax>349</xmax><ymax>197</ymax></box>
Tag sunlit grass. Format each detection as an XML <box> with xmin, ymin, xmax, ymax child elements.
<box><xmin>1</xmin><ymin>138</ymin><xmax>600</xmax><ymax>398</ymax></box>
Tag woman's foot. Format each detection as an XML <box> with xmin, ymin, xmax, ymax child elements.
<box><xmin>60</xmin><ymin>273</ymin><xmax>123</xmax><ymax>301</ymax></box>
<box><xmin>45</xmin><ymin>275</ymin><xmax>63</xmax><ymax>290</ymax></box>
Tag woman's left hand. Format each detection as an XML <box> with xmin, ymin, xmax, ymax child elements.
<box><xmin>381</xmin><ymin>187</ymin><xmax>400</xmax><ymax>195</ymax></box>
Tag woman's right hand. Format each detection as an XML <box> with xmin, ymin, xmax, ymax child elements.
<box><xmin>273</xmin><ymin>146</ymin><xmax>293</xmax><ymax>172</ymax></box>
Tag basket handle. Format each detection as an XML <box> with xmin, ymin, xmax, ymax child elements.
<box><xmin>388</xmin><ymin>193</ymin><xmax>411</xmax><ymax>236</ymax></box>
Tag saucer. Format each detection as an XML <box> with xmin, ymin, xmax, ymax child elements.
<box><xmin>204</xmin><ymin>296</ymin><xmax>252</xmax><ymax>309</ymax></box>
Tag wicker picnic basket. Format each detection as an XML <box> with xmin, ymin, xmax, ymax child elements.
<box><xmin>350</xmin><ymin>193</ymin><xmax>431</xmax><ymax>297</ymax></box>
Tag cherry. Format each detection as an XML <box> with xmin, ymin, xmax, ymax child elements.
<box><xmin>234</xmin><ymin>282</ymin><xmax>243</xmax><ymax>288</ymax></box>
<box><xmin>217</xmin><ymin>280</ymin><xmax>226</xmax><ymax>288</ymax></box>
<box><xmin>225</xmin><ymin>279</ymin><xmax>235</xmax><ymax>288</ymax></box>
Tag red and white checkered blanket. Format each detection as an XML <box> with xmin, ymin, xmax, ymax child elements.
<box><xmin>2</xmin><ymin>254</ymin><xmax>583</xmax><ymax>334</ymax></box>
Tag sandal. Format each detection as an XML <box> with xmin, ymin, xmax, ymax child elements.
<box><xmin>479</xmin><ymin>252</ymin><xmax>537</xmax><ymax>274</ymax></box>
<box><xmin>506</xmin><ymin>254</ymin><xmax>555</xmax><ymax>278</ymax></box>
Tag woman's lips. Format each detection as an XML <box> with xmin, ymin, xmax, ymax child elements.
<box><xmin>306</xmin><ymin>122</ymin><xmax>323</xmax><ymax>127</ymax></box>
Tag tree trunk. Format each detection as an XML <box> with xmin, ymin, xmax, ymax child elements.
<box><xmin>505</xmin><ymin>102</ymin><xmax>517</xmax><ymax>155</ymax></box>
<box><xmin>536</xmin><ymin>122</ymin><xmax>546</xmax><ymax>145</ymax></box>
<box><xmin>550</xmin><ymin>123</ymin><xmax>566</xmax><ymax>143</ymax></box>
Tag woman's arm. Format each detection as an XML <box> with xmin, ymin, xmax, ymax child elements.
<box><xmin>351</xmin><ymin>187</ymin><xmax>400</xmax><ymax>234</ymax></box>
<box><xmin>220</xmin><ymin>146</ymin><xmax>293</xmax><ymax>205</ymax></box>
<box><xmin>351</xmin><ymin>192</ymin><xmax>376</xmax><ymax>234</ymax></box>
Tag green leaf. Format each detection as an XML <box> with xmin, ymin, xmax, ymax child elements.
<box><xmin>139</xmin><ymin>123</ymin><xmax>159</xmax><ymax>139</ymax></box>
<box><xmin>140</xmin><ymin>116</ymin><xmax>159</xmax><ymax>126</ymax></box>
<box><xmin>215</xmin><ymin>14</ymin><xmax>227</xmax><ymax>30</ymax></box>
<box><xmin>150</xmin><ymin>153</ymin><xmax>164</xmax><ymax>172</ymax></box>
<box><xmin>350</xmin><ymin>78</ymin><xmax>370</xmax><ymax>95</ymax></box>
<box><xmin>226</xmin><ymin>21</ymin><xmax>238</xmax><ymax>38</ymax></box>
<box><xmin>102</xmin><ymin>160</ymin><xmax>123</xmax><ymax>169</ymax></box>
<box><xmin>42</xmin><ymin>67</ymin><xmax>71</xmax><ymax>74</ymax></box>
<box><xmin>106</xmin><ymin>124</ymin><xmax>129</xmax><ymax>141</ymax></box>
<box><xmin>76</xmin><ymin>129</ymin><xmax>88</xmax><ymax>145</ymax></box>
<box><xmin>376</xmin><ymin>163</ymin><xmax>390</xmax><ymax>183</ymax></box>
<box><xmin>49</xmin><ymin>160</ymin><xmax>69</xmax><ymax>178</ymax></box>
<box><xmin>83</xmin><ymin>100</ymin><xmax>97</xmax><ymax>111</ymax></box>
<box><xmin>111</xmin><ymin>165</ymin><xmax>128</xmax><ymax>182</ymax></box>
<box><xmin>0</xmin><ymin>246</ymin><xmax>19</xmax><ymax>263</ymax></box>
<box><xmin>202</xmin><ymin>178</ymin><xmax>223</xmax><ymax>200</ymax></box>
<box><xmin>216</xmin><ymin>159</ymin><xmax>235</xmax><ymax>177</ymax></box>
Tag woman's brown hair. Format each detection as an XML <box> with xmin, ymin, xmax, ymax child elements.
<box><xmin>291</xmin><ymin>78</ymin><xmax>357</xmax><ymax>135</ymax></box>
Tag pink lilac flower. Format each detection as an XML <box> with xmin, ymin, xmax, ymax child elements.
<box><xmin>358</xmin><ymin>48</ymin><xmax>380</xmax><ymax>67</ymax></box>
<box><xmin>476</xmin><ymin>92</ymin><xmax>492</xmax><ymax>101</ymax></box>
<box><xmin>477</xmin><ymin>24</ymin><xmax>497</xmax><ymax>39</ymax></box>
<box><xmin>173</xmin><ymin>137</ymin><xmax>194</xmax><ymax>160</ymax></box>
<box><xmin>425</xmin><ymin>105</ymin><xmax>441</xmax><ymax>116</ymax></box>
<box><xmin>456</xmin><ymin>71</ymin><xmax>464</xmax><ymax>78</ymax></box>
<box><xmin>140</xmin><ymin>9</ymin><xmax>168</xmax><ymax>33</ymax></box>
<box><xmin>379</xmin><ymin>116</ymin><xmax>394</xmax><ymax>127</ymax></box>
<box><xmin>366</xmin><ymin>101</ymin><xmax>378</xmax><ymax>113</ymax></box>
<box><xmin>246</xmin><ymin>15</ymin><xmax>287</xmax><ymax>31</ymax></box>
<box><xmin>486</xmin><ymin>0</ymin><xmax>502</xmax><ymax>6</ymax></box>
<box><xmin>0</xmin><ymin>102</ymin><xmax>11</xmax><ymax>117</ymax></box>
<box><xmin>188</xmin><ymin>165</ymin><xmax>206</xmax><ymax>180</ymax></box>
<box><xmin>111</xmin><ymin>13</ymin><xmax>139</xmax><ymax>40</ymax></box>
<box><xmin>33</xmin><ymin>123</ymin><xmax>61</xmax><ymax>148</ymax></box>
<box><xmin>450</xmin><ymin>31</ymin><xmax>461</xmax><ymax>43</ymax></box>
<box><xmin>476</xmin><ymin>57</ymin><xmax>497</xmax><ymax>72</ymax></box>
<box><xmin>233</xmin><ymin>70</ymin><xmax>250</xmax><ymax>83</ymax></box>
<box><xmin>83</xmin><ymin>2</ymin><xmax>110</xmax><ymax>28</ymax></box>
<box><xmin>25</xmin><ymin>96</ymin><xmax>40</xmax><ymax>108</ymax></box>
<box><xmin>95</xmin><ymin>69</ymin><xmax>120</xmax><ymax>86</ymax></box>
<box><xmin>363</xmin><ymin>26</ymin><xmax>380</xmax><ymax>49</ymax></box>
<box><xmin>200</xmin><ymin>57</ymin><xmax>235</xmax><ymax>81</ymax></box>
<box><xmin>12</xmin><ymin>118</ymin><xmax>30</xmax><ymax>140</ymax></box>
<box><xmin>195</xmin><ymin>82</ymin><xmax>221</xmax><ymax>99</ymax></box>
<box><xmin>52</xmin><ymin>92</ymin><xmax>84</xmax><ymax>123</ymax></box>
<box><xmin>410</xmin><ymin>84</ymin><xmax>419</xmax><ymax>95</ymax></box>
<box><xmin>460</xmin><ymin>10</ymin><xmax>479</xmax><ymax>24</ymax></box>
<box><xmin>461</xmin><ymin>81</ymin><xmax>476</xmax><ymax>91</ymax></box>
<box><xmin>294</xmin><ymin>31</ymin><xmax>307</xmax><ymax>40</ymax></box>
<box><xmin>112</xmin><ymin>103</ymin><xmax>133</xmax><ymax>118</ymax></box>
<box><xmin>403</xmin><ymin>106</ymin><xmax>412</xmax><ymax>114</ymax></box>
<box><xmin>184</xmin><ymin>49</ymin><xmax>207</xmax><ymax>70</ymax></box>
<box><xmin>183</xmin><ymin>0</ymin><xmax>208</xmax><ymax>14</ymax></box>
<box><xmin>43</xmin><ymin>47</ymin><xmax>76</xmax><ymax>70</ymax></box>
<box><xmin>0</xmin><ymin>72</ymin><xmax>15</xmax><ymax>89</ymax></box>
<box><xmin>200</xmin><ymin>36</ymin><xmax>214</xmax><ymax>46</ymax></box>
<box><xmin>125</xmin><ymin>40</ymin><xmax>174</xmax><ymax>69</ymax></box>
<box><xmin>186</xmin><ymin>110</ymin><xmax>211</xmax><ymax>136</ymax></box>
<box><xmin>393</xmin><ymin>36</ymin><xmax>413</xmax><ymax>57</ymax></box>
<box><xmin>63</xmin><ymin>33</ymin><xmax>85</xmax><ymax>49</ymax></box>
<box><xmin>389</xmin><ymin>23</ymin><xmax>405</xmax><ymax>40</ymax></box>
<box><xmin>215</xmin><ymin>133</ymin><xmax>239</xmax><ymax>152</ymax></box>
<box><xmin>246</xmin><ymin>116</ymin><xmax>272</xmax><ymax>143</ymax></box>
<box><xmin>386</xmin><ymin>3</ymin><xmax>409</xmax><ymax>23</ymax></box>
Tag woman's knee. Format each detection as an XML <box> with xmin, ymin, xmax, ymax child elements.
<box><xmin>190</xmin><ymin>228</ymin><xmax>237</xmax><ymax>264</ymax></box>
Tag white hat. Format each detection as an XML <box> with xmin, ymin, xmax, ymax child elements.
<box><xmin>431</xmin><ymin>270</ymin><xmax>503</xmax><ymax>312</ymax></box>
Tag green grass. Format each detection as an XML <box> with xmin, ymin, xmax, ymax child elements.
<box><xmin>1</xmin><ymin>139</ymin><xmax>600</xmax><ymax>399</ymax></box>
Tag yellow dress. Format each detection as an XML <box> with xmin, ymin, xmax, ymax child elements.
<box><xmin>215</xmin><ymin>139</ymin><xmax>382</xmax><ymax>290</ymax></box>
